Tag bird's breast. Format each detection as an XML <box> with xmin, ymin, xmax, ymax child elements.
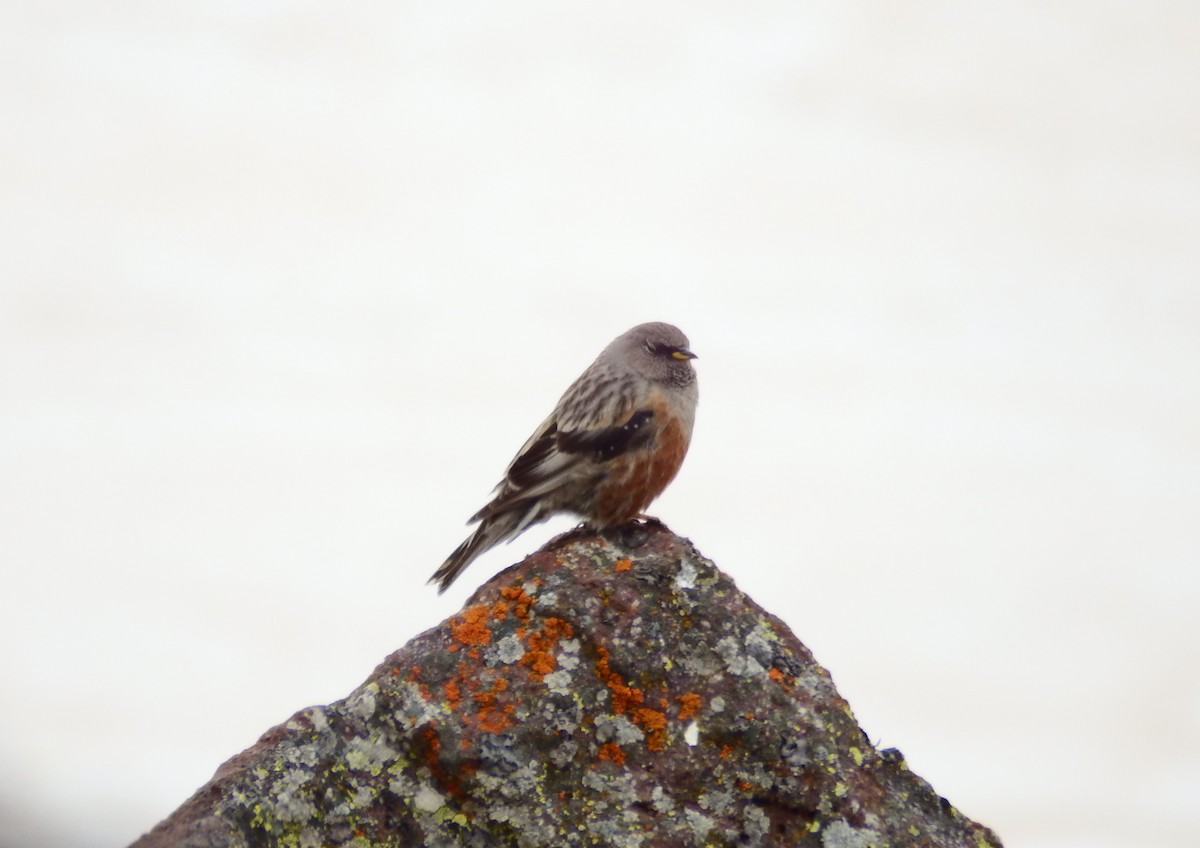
<box><xmin>589</xmin><ymin>397</ymin><xmax>692</xmax><ymax>527</ymax></box>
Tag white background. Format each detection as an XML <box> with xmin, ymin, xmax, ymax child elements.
<box><xmin>2</xmin><ymin>3</ymin><xmax>1197</xmax><ymax>847</ymax></box>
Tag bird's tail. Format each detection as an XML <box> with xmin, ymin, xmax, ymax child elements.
<box><xmin>429</xmin><ymin>501</ymin><xmax>540</xmax><ymax>594</ymax></box>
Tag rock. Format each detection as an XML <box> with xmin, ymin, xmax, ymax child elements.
<box><xmin>130</xmin><ymin>523</ymin><xmax>1002</xmax><ymax>848</ymax></box>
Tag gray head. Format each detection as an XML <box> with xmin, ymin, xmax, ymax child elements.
<box><xmin>608</xmin><ymin>322</ymin><xmax>697</xmax><ymax>389</ymax></box>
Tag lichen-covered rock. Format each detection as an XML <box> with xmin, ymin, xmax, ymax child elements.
<box><xmin>131</xmin><ymin>523</ymin><xmax>1002</xmax><ymax>848</ymax></box>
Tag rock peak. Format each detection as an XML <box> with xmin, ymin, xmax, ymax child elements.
<box><xmin>132</xmin><ymin>523</ymin><xmax>1002</xmax><ymax>848</ymax></box>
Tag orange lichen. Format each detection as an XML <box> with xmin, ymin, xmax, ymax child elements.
<box><xmin>613</xmin><ymin>683</ymin><xmax>644</xmax><ymax>714</ymax></box>
<box><xmin>595</xmin><ymin>646</ymin><xmax>644</xmax><ymax>714</ymax></box>
<box><xmin>593</xmin><ymin>645</ymin><xmax>672</xmax><ymax>748</ymax></box>
<box><xmin>633</xmin><ymin>707</ymin><xmax>668</xmax><ymax>751</ymax></box>
<box><xmin>472</xmin><ymin>676</ymin><xmax>508</xmax><ymax>707</ymax></box>
<box><xmin>521</xmin><ymin>616</ymin><xmax>575</xmax><ymax>680</ymax></box>
<box><xmin>499</xmin><ymin>585</ymin><xmax>534</xmax><ymax>620</ymax></box>
<box><xmin>597</xmin><ymin>741</ymin><xmax>626</xmax><ymax>765</ymax></box>
<box><xmin>450</xmin><ymin>604</ymin><xmax>492</xmax><ymax>646</ymax></box>
<box><xmin>677</xmin><ymin>692</ymin><xmax>702</xmax><ymax>720</ymax></box>
<box><xmin>527</xmin><ymin>650</ymin><xmax>555</xmax><ymax>678</ymax></box>
<box><xmin>633</xmin><ymin>707</ymin><xmax>666</xmax><ymax>730</ymax></box>
<box><xmin>769</xmin><ymin>667</ymin><xmax>791</xmax><ymax>684</ymax></box>
<box><xmin>445</xmin><ymin>679</ymin><xmax>462</xmax><ymax>707</ymax></box>
<box><xmin>614</xmin><ymin>558</ymin><xmax>633</xmax><ymax>572</ymax></box>
<box><xmin>478</xmin><ymin>707</ymin><xmax>513</xmax><ymax>734</ymax></box>
<box><xmin>720</xmin><ymin>743</ymin><xmax>734</xmax><ymax>759</ymax></box>
<box><xmin>419</xmin><ymin>725</ymin><xmax>440</xmax><ymax>766</ymax></box>
<box><xmin>492</xmin><ymin>600</ymin><xmax>511</xmax><ymax>621</ymax></box>
<box><xmin>472</xmin><ymin>677</ymin><xmax>513</xmax><ymax>734</ymax></box>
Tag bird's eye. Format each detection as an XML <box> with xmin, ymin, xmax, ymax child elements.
<box><xmin>645</xmin><ymin>340</ymin><xmax>695</xmax><ymax>360</ymax></box>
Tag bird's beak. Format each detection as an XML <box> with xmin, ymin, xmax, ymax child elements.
<box><xmin>672</xmin><ymin>348</ymin><xmax>697</xmax><ymax>361</ymax></box>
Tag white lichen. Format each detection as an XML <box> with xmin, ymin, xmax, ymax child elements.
<box><xmin>271</xmin><ymin>768</ymin><xmax>316</xmax><ymax>823</ymax></box>
<box><xmin>714</xmin><ymin>635</ymin><xmax>766</xmax><ymax>677</ymax></box>
<box><xmin>543</xmin><ymin>669</ymin><xmax>573</xmax><ymax>694</ymax></box>
<box><xmin>685</xmin><ymin>808</ymin><xmax>714</xmax><ymax>840</ymax></box>
<box><xmin>347</xmin><ymin>683</ymin><xmax>379</xmax><ymax>721</ymax></box>
<box><xmin>488</xmin><ymin>633</ymin><xmax>526</xmax><ymax>665</ymax></box>
<box><xmin>556</xmin><ymin>638</ymin><xmax>581</xmax><ymax>670</ymax></box>
<box><xmin>651</xmin><ymin>784</ymin><xmax>675</xmax><ymax>814</ymax></box>
<box><xmin>674</xmin><ymin>558</ymin><xmax>699</xmax><ymax>590</ymax></box>
<box><xmin>595</xmin><ymin>713</ymin><xmax>645</xmax><ymax>745</ymax></box>
<box><xmin>413</xmin><ymin>783</ymin><xmax>445</xmax><ymax>813</ymax></box>
<box><xmin>744</xmin><ymin>624</ymin><xmax>776</xmax><ymax>661</ymax></box>
<box><xmin>344</xmin><ymin>735</ymin><xmax>399</xmax><ymax>776</ymax></box>
<box><xmin>821</xmin><ymin>819</ymin><xmax>881</xmax><ymax>848</ymax></box>
<box><xmin>698</xmin><ymin>788</ymin><xmax>734</xmax><ymax>814</ymax></box>
<box><xmin>743</xmin><ymin>804</ymin><xmax>771</xmax><ymax>841</ymax></box>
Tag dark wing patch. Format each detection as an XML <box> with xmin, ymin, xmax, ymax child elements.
<box><xmin>507</xmin><ymin>422</ymin><xmax>559</xmax><ymax>489</ymax></box>
<box><xmin>558</xmin><ymin>409</ymin><xmax>655</xmax><ymax>463</ymax></box>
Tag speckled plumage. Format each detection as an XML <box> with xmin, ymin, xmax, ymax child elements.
<box><xmin>430</xmin><ymin>322</ymin><xmax>699</xmax><ymax>593</ymax></box>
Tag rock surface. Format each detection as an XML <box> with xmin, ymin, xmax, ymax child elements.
<box><xmin>131</xmin><ymin>523</ymin><xmax>1002</xmax><ymax>848</ymax></box>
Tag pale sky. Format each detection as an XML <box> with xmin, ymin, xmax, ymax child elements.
<box><xmin>2</xmin><ymin>3</ymin><xmax>1198</xmax><ymax>847</ymax></box>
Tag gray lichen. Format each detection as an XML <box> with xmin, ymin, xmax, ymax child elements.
<box><xmin>131</xmin><ymin>524</ymin><xmax>1002</xmax><ymax>848</ymax></box>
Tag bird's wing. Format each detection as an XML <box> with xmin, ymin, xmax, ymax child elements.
<box><xmin>556</xmin><ymin>409</ymin><xmax>655</xmax><ymax>462</ymax></box>
<box><xmin>471</xmin><ymin>368</ymin><xmax>654</xmax><ymax>521</ymax></box>
<box><xmin>504</xmin><ymin>413</ymin><xmax>568</xmax><ymax>492</ymax></box>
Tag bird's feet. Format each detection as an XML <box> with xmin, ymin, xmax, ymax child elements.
<box><xmin>611</xmin><ymin>515</ymin><xmax>668</xmax><ymax>549</ymax></box>
<box><xmin>572</xmin><ymin>516</ymin><xmax>667</xmax><ymax>549</ymax></box>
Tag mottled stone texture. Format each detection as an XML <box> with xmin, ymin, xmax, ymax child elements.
<box><xmin>131</xmin><ymin>523</ymin><xmax>1002</xmax><ymax>848</ymax></box>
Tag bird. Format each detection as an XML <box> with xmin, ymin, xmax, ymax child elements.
<box><xmin>429</xmin><ymin>322</ymin><xmax>699</xmax><ymax>593</ymax></box>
